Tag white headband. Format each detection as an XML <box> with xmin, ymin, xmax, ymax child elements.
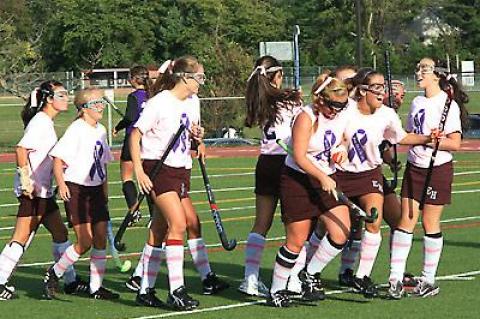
<box><xmin>30</xmin><ymin>88</ymin><xmax>39</xmax><ymax>108</ymax></box>
<box><xmin>314</xmin><ymin>76</ymin><xmax>333</xmax><ymax>95</ymax></box>
<box><xmin>158</xmin><ymin>59</ymin><xmax>172</xmax><ymax>74</ymax></box>
<box><xmin>247</xmin><ymin>65</ymin><xmax>283</xmax><ymax>82</ymax></box>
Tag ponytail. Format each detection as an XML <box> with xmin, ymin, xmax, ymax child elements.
<box><xmin>150</xmin><ymin>56</ymin><xmax>200</xmax><ymax>97</ymax></box>
<box><xmin>130</xmin><ymin>65</ymin><xmax>152</xmax><ymax>99</ymax></box>
<box><xmin>21</xmin><ymin>80</ymin><xmax>62</xmax><ymax>128</ymax></box>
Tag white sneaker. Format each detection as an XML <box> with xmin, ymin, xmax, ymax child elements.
<box><xmin>286</xmin><ymin>274</ymin><xmax>302</xmax><ymax>295</ymax></box>
<box><xmin>238</xmin><ymin>277</ymin><xmax>269</xmax><ymax>298</ymax></box>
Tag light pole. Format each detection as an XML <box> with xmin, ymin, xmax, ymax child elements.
<box><xmin>293</xmin><ymin>24</ymin><xmax>300</xmax><ymax>90</ymax></box>
<box><xmin>355</xmin><ymin>0</ymin><xmax>363</xmax><ymax>67</ymax></box>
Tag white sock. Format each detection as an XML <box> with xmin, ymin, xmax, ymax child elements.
<box><xmin>356</xmin><ymin>231</ymin><xmax>382</xmax><ymax>278</ymax></box>
<box><xmin>133</xmin><ymin>246</ymin><xmax>146</xmax><ymax>278</ymax></box>
<box><xmin>188</xmin><ymin>238</ymin><xmax>211</xmax><ymax>280</ymax></box>
<box><xmin>306</xmin><ymin>232</ymin><xmax>322</xmax><ymax>263</ymax></box>
<box><xmin>422</xmin><ymin>234</ymin><xmax>443</xmax><ymax>284</ymax></box>
<box><xmin>52</xmin><ymin>241</ymin><xmax>76</xmax><ymax>284</ymax></box>
<box><xmin>289</xmin><ymin>246</ymin><xmax>306</xmax><ymax>279</ymax></box>
<box><xmin>166</xmin><ymin>240</ymin><xmax>184</xmax><ymax>293</ymax></box>
<box><xmin>307</xmin><ymin>235</ymin><xmax>343</xmax><ymax>275</ymax></box>
<box><xmin>244</xmin><ymin>233</ymin><xmax>265</xmax><ymax>282</ymax></box>
<box><xmin>339</xmin><ymin>239</ymin><xmax>361</xmax><ymax>274</ymax></box>
<box><xmin>270</xmin><ymin>246</ymin><xmax>299</xmax><ymax>294</ymax></box>
<box><xmin>389</xmin><ymin>230</ymin><xmax>413</xmax><ymax>283</ymax></box>
<box><xmin>139</xmin><ymin>244</ymin><xmax>163</xmax><ymax>294</ymax></box>
<box><xmin>53</xmin><ymin>245</ymin><xmax>80</xmax><ymax>278</ymax></box>
<box><xmin>90</xmin><ymin>248</ymin><xmax>107</xmax><ymax>293</ymax></box>
<box><xmin>0</xmin><ymin>242</ymin><xmax>24</xmax><ymax>285</ymax></box>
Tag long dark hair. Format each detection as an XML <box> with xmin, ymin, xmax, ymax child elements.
<box><xmin>346</xmin><ymin>67</ymin><xmax>383</xmax><ymax>100</ymax></box>
<box><xmin>433</xmin><ymin>59</ymin><xmax>469</xmax><ymax>129</ymax></box>
<box><xmin>149</xmin><ymin>56</ymin><xmax>200</xmax><ymax>97</ymax></box>
<box><xmin>21</xmin><ymin>80</ymin><xmax>63</xmax><ymax>128</ymax></box>
<box><xmin>245</xmin><ymin>55</ymin><xmax>301</xmax><ymax>128</ymax></box>
<box><xmin>130</xmin><ymin>65</ymin><xmax>152</xmax><ymax>98</ymax></box>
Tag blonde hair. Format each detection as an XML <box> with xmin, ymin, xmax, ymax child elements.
<box><xmin>73</xmin><ymin>87</ymin><xmax>104</xmax><ymax>118</ymax></box>
<box><xmin>311</xmin><ymin>72</ymin><xmax>348</xmax><ymax>106</ymax></box>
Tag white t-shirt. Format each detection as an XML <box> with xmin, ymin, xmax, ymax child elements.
<box><xmin>49</xmin><ymin>119</ymin><xmax>113</xmax><ymax>186</ymax></box>
<box><xmin>285</xmin><ymin>104</ymin><xmax>351</xmax><ymax>176</ymax></box>
<box><xmin>338</xmin><ymin>104</ymin><xmax>407</xmax><ymax>172</ymax></box>
<box><xmin>14</xmin><ymin>112</ymin><xmax>57</xmax><ymax>198</ymax></box>
<box><xmin>135</xmin><ymin>90</ymin><xmax>200</xmax><ymax>168</ymax></box>
<box><xmin>407</xmin><ymin>91</ymin><xmax>462</xmax><ymax>168</ymax></box>
<box><xmin>260</xmin><ymin>101</ymin><xmax>302</xmax><ymax>155</ymax></box>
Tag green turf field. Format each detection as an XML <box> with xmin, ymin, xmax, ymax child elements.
<box><xmin>1</xmin><ymin>91</ymin><xmax>479</xmax><ymax>153</ymax></box>
<box><xmin>0</xmin><ymin>153</ymin><xmax>478</xmax><ymax>318</ymax></box>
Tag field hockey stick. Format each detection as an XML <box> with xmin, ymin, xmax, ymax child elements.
<box><xmin>103</xmin><ymin>96</ymin><xmax>125</xmax><ymax>118</ymax></box>
<box><xmin>114</xmin><ymin>124</ymin><xmax>186</xmax><ymax>251</ymax></box>
<box><xmin>418</xmin><ymin>86</ymin><xmax>454</xmax><ymax>211</ymax></box>
<box><xmin>107</xmin><ymin>220</ymin><xmax>132</xmax><ymax>272</ymax></box>
<box><xmin>198</xmin><ymin>158</ymin><xmax>237</xmax><ymax>251</ymax></box>
<box><xmin>384</xmin><ymin>49</ymin><xmax>398</xmax><ymax>189</ymax></box>
<box><xmin>276</xmin><ymin>139</ymin><xmax>378</xmax><ymax>223</ymax></box>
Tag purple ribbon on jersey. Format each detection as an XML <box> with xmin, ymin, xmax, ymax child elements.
<box><xmin>313</xmin><ymin>129</ymin><xmax>336</xmax><ymax>161</ymax></box>
<box><xmin>89</xmin><ymin>141</ymin><xmax>105</xmax><ymax>181</ymax></box>
<box><xmin>348</xmin><ymin>129</ymin><xmax>368</xmax><ymax>163</ymax></box>
<box><xmin>413</xmin><ymin>109</ymin><xmax>425</xmax><ymax>135</ymax></box>
<box><xmin>173</xmin><ymin>113</ymin><xmax>190</xmax><ymax>153</ymax></box>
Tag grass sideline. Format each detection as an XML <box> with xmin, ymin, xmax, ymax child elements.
<box><xmin>0</xmin><ymin>154</ymin><xmax>479</xmax><ymax>318</ymax></box>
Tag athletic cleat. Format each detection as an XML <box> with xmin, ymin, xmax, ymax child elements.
<box><xmin>136</xmin><ymin>288</ymin><xmax>164</xmax><ymax>307</ymax></box>
<box><xmin>338</xmin><ymin>268</ymin><xmax>355</xmax><ymax>287</ymax></box>
<box><xmin>388</xmin><ymin>280</ymin><xmax>404</xmax><ymax>300</ymax></box>
<box><xmin>266</xmin><ymin>290</ymin><xmax>291</xmax><ymax>308</ymax></box>
<box><xmin>402</xmin><ymin>272</ymin><xmax>419</xmax><ymax>292</ymax></box>
<box><xmin>90</xmin><ymin>286</ymin><xmax>120</xmax><ymax>300</ymax></box>
<box><xmin>64</xmin><ymin>276</ymin><xmax>89</xmax><ymax>295</ymax></box>
<box><xmin>286</xmin><ymin>274</ymin><xmax>303</xmax><ymax>295</ymax></box>
<box><xmin>298</xmin><ymin>269</ymin><xmax>325</xmax><ymax>301</ymax></box>
<box><xmin>202</xmin><ymin>272</ymin><xmax>229</xmax><ymax>295</ymax></box>
<box><xmin>352</xmin><ymin>276</ymin><xmax>378</xmax><ymax>298</ymax></box>
<box><xmin>125</xmin><ymin>275</ymin><xmax>142</xmax><ymax>292</ymax></box>
<box><xmin>238</xmin><ymin>277</ymin><xmax>269</xmax><ymax>298</ymax></box>
<box><xmin>0</xmin><ymin>284</ymin><xmax>15</xmax><ymax>300</ymax></box>
<box><xmin>413</xmin><ymin>279</ymin><xmax>440</xmax><ymax>298</ymax></box>
<box><xmin>43</xmin><ymin>266</ymin><xmax>60</xmax><ymax>300</ymax></box>
<box><xmin>166</xmin><ymin>286</ymin><xmax>199</xmax><ymax>311</ymax></box>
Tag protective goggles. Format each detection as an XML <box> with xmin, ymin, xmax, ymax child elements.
<box><xmin>53</xmin><ymin>90</ymin><xmax>69</xmax><ymax>101</ymax></box>
<box><xmin>176</xmin><ymin>72</ymin><xmax>206</xmax><ymax>85</ymax></box>
<box><xmin>325</xmin><ymin>99</ymin><xmax>348</xmax><ymax>112</ymax></box>
<box><xmin>78</xmin><ymin>98</ymin><xmax>107</xmax><ymax>112</ymax></box>
<box><xmin>360</xmin><ymin>83</ymin><xmax>386</xmax><ymax>95</ymax></box>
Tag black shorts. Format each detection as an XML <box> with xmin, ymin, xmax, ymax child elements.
<box><xmin>401</xmin><ymin>161</ymin><xmax>453</xmax><ymax>205</ymax></box>
<box><xmin>255</xmin><ymin>154</ymin><xmax>286</xmax><ymax>196</ymax></box>
<box><xmin>17</xmin><ymin>196</ymin><xmax>59</xmax><ymax>218</ymax></box>
<box><xmin>64</xmin><ymin>182</ymin><xmax>110</xmax><ymax>225</ymax></box>
<box><xmin>120</xmin><ymin>134</ymin><xmax>132</xmax><ymax>161</ymax></box>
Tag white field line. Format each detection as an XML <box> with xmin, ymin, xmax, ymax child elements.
<box><xmin>16</xmin><ymin>214</ymin><xmax>480</xmax><ymax>268</ymax></box>
<box><xmin>126</xmin><ymin>269</ymin><xmax>479</xmax><ymax>319</ymax></box>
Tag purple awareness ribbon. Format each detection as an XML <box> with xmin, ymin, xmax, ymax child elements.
<box><xmin>89</xmin><ymin>141</ymin><xmax>105</xmax><ymax>181</ymax></box>
<box><xmin>348</xmin><ymin>129</ymin><xmax>368</xmax><ymax>163</ymax></box>
<box><xmin>314</xmin><ymin>130</ymin><xmax>336</xmax><ymax>161</ymax></box>
<box><xmin>173</xmin><ymin>113</ymin><xmax>190</xmax><ymax>153</ymax></box>
<box><xmin>413</xmin><ymin>109</ymin><xmax>425</xmax><ymax>134</ymax></box>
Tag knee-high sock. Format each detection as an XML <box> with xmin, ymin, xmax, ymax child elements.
<box><xmin>389</xmin><ymin>229</ymin><xmax>413</xmax><ymax>283</ymax></box>
<box><xmin>139</xmin><ymin>244</ymin><xmax>163</xmax><ymax>294</ymax></box>
<box><xmin>270</xmin><ymin>246</ymin><xmax>299</xmax><ymax>294</ymax></box>
<box><xmin>52</xmin><ymin>241</ymin><xmax>77</xmax><ymax>284</ymax></box>
<box><xmin>306</xmin><ymin>231</ymin><xmax>323</xmax><ymax>263</ymax></box>
<box><xmin>307</xmin><ymin>235</ymin><xmax>344</xmax><ymax>275</ymax></box>
<box><xmin>339</xmin><ymin>239</ymin><xmax>361</xmax><ymax>274</ymax></box>
<box><xmin>422</xmin><ymin>233</ymin><xmax>443</xmax><ymax>284</ymax></box>
<box><xmin>165</xmin><ymin>239</ymin><xmax>184</xmax><ymax>293</ymax></box>
<box><xmin>188</xmin><ymin>238</ymin><xmax>211</xmax><ymax>280</ymax></box>
<box><xmin>356</xmin><ymin>231</ymin><xmax>382</xmax><ymax>278</ymax></box>
<box><xmin>289</xmin><ymin>246</ymin><xmax>307</xmax><ymax>279</ymax></box>
<box><xmin>244</xmin><ymin>233</ymin><xmax>266</xmax><ymax>281</ymax></box>
<box><xmin>90</xmin><ymin>248</ymin><xmax>107</xmax><ymax>293</ymax></box>
<box><xmin>0</xmin><ymin>242</ymin><xmax>24</xmax><ymax>285</ymax></box>
<box><xmin>122</xmin><ymin>180</ymin><xmax>138</xmax><ymax>209</ymax></box>
<box><xmin>53</xmin><ymin>245</ymin><xmax>80</xmax><ymax>278</ymax></box>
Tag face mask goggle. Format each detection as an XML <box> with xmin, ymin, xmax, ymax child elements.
<box><xmin>360</xmin><ymin>83</ymin><xmax>386</xmax><ymax>96</ymax></box>
<box><xmin>53</xmin><ymin>90</ymin><xmax>69</xmax><ymax>101</ymax></box>
<box><xmin>79</xmin><ymin>98</ymin><xmax>107</xmax><ymax>113</ymax></box>
<box><xmin>325</xmin><ymin>99</ymin><xmax>348</xmax><ymax>113</ymax></box>
<box><xmin>176</xmin><ymin>72</ymin><xmax>206</xmax><ymax>85</ymax></box>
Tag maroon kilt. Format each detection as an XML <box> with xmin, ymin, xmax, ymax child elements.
<box><xmin>255</xmin><ymin>154</ymin><xmax>286</xmax><ymax>197</ymax></box>
<box><xmin>143</xmin><ymin>160</ymin><xmax>189</xmax><ymax>199</ymax></box>
<box><xmin>64</xmin><ymin>182</ymin><xmax>109</xmax><ymax>225</ymax></box>
<box><xmin>335</xmin><ymin>166</ymin><xmax>384</xmax><ymax>199</ymax></box>
<box><xmin>17</xmin><ymin>195</ymin><xmax>59</xmax><ymax>218</ymax></box>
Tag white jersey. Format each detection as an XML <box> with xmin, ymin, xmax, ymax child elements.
<box><xmin>407</xmin><ymin>91</ymin><xmax>462</xmax><ymax>168</ymax></box>
<box><xmin>135</xmin><ymin>90</ymin><xmax>200</xmax><ymax>168</ymax></box>
<box><xmin>14</xmin><ymin>112</ymin><xmax>57</xmax><ymax>198</ymax></box>
<box><xmin>49</xmin><ymin>119</ymin><xmax>113</xmax><ymax>186</ymax></box>
<box><xmin>339</xmin><ymin>104</ymin><xmax>407</xmax><ymax>173</ymax></box>
<box><xmin>260</xmin><ymin>101</ymin><xmax>302</xmax><ymax>155</ymax></box>
<box><xmin>285</xmin><ymin>104</ymin><xmax>351</xmax><ymax>175</ymax></box>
